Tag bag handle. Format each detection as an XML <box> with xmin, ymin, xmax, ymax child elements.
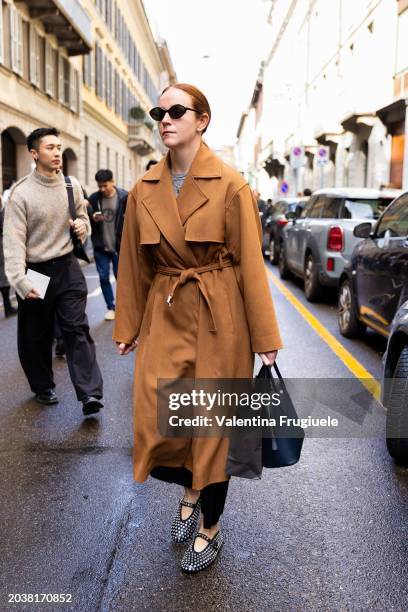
<box><xmin>64</xmin><ymin>176</ymin><xmax>77</xmax><ymax>221</ymax></box>
<box><xmin>257</xmin><ymin>362</ymin><xmax>287</xmax><ymax>393</ymax></box>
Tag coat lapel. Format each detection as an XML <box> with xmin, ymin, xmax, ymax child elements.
<box><xmin>141</xmin><ymin>160</ymin><xmax>197</xmax><ymax>265</ymax></box>
<box><xmin>177</xmin><ymin>143</ymin><xmax>222</xmax><ymax>225</ymax></box>
<box><xmin>141</xmin><ymin>142</ymin><xmax>223</xmax><ymax>261</ymax></box>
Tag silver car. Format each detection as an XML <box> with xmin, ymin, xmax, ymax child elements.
<box><xmin>278</xmin><ymin>187</ymin><xmax>401</xmax><ymax>301</ymax></box>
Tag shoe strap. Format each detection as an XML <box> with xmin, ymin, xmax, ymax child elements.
<box><xmin>195</xmin><ymin>531</ymin><xmax>220</xmax><ymax>550</ymax></box>
<box><xmin>180</xmin><ymin>497</ymin><xmax>200</xmax><ymax>509</ymax></box>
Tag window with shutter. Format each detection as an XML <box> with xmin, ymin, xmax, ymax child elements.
<box><xmin>83</xmin><ymin>52</ymin><xmax>89</xmax><ymax>85</ymax></box>
<box><xmin>70</xmin><ymin>64</ymin><xmax>77</xmax><ymax>111</ymax></box>
<box><xmin>45</xmin><ymin>40</ymin><xmax>53</xmax><ymax>95</ymax></box>
<box><xmin>63</xmin><ymin>56</ymin><xmax>70</xmax><ymax>104</ymax></box>
<box><xmin>58</xmin><ymin>53</ymin><xmax>64</xmax><ymax>102</ymax></box>
<box><xmin>10</xmin><ymin>5</ymin><xmax>19</xmax><ymax>74</ymax></box>
<box><xmin>17</xmin><ymin>15</ymin><xmax>24</xmax><ymax>77</ymax></box>
<box><xmin>95</xmin><ymin>43</ymin><xmax>102</xmax><ymax>98</ymax></box>
<box><xmin>90</xmin><ymin>49</ymin><xmax>95</xmax><ymax>89</ymax></box>
<box><xmin>29</xmin><ymin>25</ymin><xmax>40</xmax><ymax>86</ymax></box>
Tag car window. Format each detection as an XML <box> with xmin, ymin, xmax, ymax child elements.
<box><xmin>307</xmin><ymin>196</ymin><xmax>326</xmax><ymax>219</ymax></box>
<box><xmin>321</xmin><ymin>198</ymin><xmax>342</xmax><ymax>219</ymax></box>
<box><xmin>376</xmin><ymin>196</ymin><xmax>408</xmax><ymax>238</ymax></box>
<box><xmin>341</xmin><ymin>198</ymin><xmax>391</xmax><ymax>220</ymax></box>
<box><xmin>300</xmin><ymin>198</ymin><xmax>315</xmax><ymax>218</ymax></box>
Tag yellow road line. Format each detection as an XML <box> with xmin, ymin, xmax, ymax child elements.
<box><xmin>266</xmin><ymin>268</ymin><xmax>381</xmax><ymax>401</ymax></box>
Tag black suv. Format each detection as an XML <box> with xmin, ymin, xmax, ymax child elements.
<box><xmin>337</xmin><ymin>193</ymin><xmax>408</xmax><ymax>339</ymax></box>
<box><xmin>382</xmin><ymin>301</ymin><xmax>408</xmax><ymax>463</ymax></box>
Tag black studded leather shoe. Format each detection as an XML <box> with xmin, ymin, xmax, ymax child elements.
<box><xmin>180</xmin><ymin>530</ymin><xmax>224</xmax><ymax>574</ymax></box>
<box><xmin>170</xmin><ymin>497</ymin><xmax>201</xmax><ymax>543</ymax></box>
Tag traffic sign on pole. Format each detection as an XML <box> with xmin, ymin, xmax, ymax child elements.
<box><xmin>290</xmin><ymin>146</ymin><xmax>305</xmax><ymax>169</ymax></box>
<box><xmin>317</xmin><ymin>146</ymin><xmax>329</xmax><ymax>166</ymax></box>
<box><xmin>280</xmin><ymin>180</ymin><xmax>289</xmax><ymax>194</ymax></box>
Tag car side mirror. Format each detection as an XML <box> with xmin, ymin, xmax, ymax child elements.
<box><xmin>353</xmin><ymin>222</ymin><xmax>372</xmax><ymax>238</ymax></box>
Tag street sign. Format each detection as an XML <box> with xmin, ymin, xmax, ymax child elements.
<box><xmin>280</xmin><ymin>180</ymin><xmax>289</xmax><ymax>194</ymax></box>
<box><xmin>290</xmin><ymin>146</ymin><xmax>305</xmax><ymax>169</ymax></box>
<box><xmin>317</xmin><ymin>146</ymin><xmax>329</xmax><ymax>166</ymax></box>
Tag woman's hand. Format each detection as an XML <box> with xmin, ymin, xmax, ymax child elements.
<box><xmin>258</xmin><ymin>350</ymin><xmax>278</xmax><ymax>366</ymax></box>
<box><xmin>116</xmin><ymin>339</ymin><xmax>138</xmax><ymax>355</ymax></box>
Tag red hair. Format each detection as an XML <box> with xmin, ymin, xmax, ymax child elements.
<box><xmin>161</xmin><ymin>83</ymin><xmax>211</xmax><ymax>134</ymax></box>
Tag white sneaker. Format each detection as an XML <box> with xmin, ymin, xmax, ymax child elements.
<box><xmin>104</xmin><ymin>310</ymin><xmax>115</xmax><ymax>321</ymax></box>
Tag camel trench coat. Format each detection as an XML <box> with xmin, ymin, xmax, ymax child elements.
<box><xmin>113</xmin><ymin>142</ymin><xmax>283</xmax><ymax>490</ymax></box>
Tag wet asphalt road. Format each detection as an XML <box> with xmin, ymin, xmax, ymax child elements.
<box><xmin>0</xmin><ymin>262</ymin><xmax>408</xmax><ymax>612</ymax></box>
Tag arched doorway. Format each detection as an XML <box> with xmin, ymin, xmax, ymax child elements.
<box><xmin>62</xmin><ymin>148</ymin><xmax>78</xmax><ymax>177</ymax></box>
<box><xmin>1</xmin><ymin>127</ymin><xmax>30</xmax><ymax>191</ymax></box>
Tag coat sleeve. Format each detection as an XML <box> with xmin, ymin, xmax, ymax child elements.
<box><xmin>225</xmin><ymin>183</ymin><xmax>283</xmax><ymax>353</ymax></box>
<box><xmin>112</xmin><ymin>190</ymin><xmax>155</xmax><ymax>344</ymax></box>
<box><xmin>3</xmin><ymin>192</ymin><xmax>34</xmax><ymax>299</ymax></box>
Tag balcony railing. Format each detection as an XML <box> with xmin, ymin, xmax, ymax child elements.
<box><xmin>128</xmin><ymin>121</ymin><xmax>155</xmax><ymax>156</ymax></box>
<box><xmin>24</xmin><ymin>0</ymin><xmax>92</xmax><ymax>56</ymax></box>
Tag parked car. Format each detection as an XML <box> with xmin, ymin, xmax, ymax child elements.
<box><xmin>382</xmin><ymin>300</ymin><xmax>408</xmax><ymax>463</ymax></box>
<box><xmin>278</xmin><ymin>188</ymin><xmax>401</xmax><ymax>301</ymax></box>
<box><xmin>262</xmin><ymin>198</ymin><xmax>307</xmax><ymax>264</ymax></box>
<box><xmin>337</xmin><ymin>192</ymin><xmax>408</xmax><ymax>339</ymax></box>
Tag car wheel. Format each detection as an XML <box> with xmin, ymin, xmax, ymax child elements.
<box><xmin>278</xmin><ymin>245</ymin><xmax>290</xmax><ymax>279</ymax></box>
<box><xmin>337</xmin><ymin>278</ymin><xmax>365</xmax><ymax>338</ymax></box>
<box><xmin>386</xmin><ymin>346</ymin><xmax>408</xmax><ymax>464</ymax></box>
<box><xmin>304</xmin><ymin>254</ymin><xmax>322</xmax><ymax>302</ymax></box>
<box><xmin>269</xmin><ymin>237</ymin><xmax>278</xmax><ymax>264</ymax></box>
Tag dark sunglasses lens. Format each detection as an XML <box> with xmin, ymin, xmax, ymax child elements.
<box><xmin>168</xmin><ymin>105</ymin><xmax>187</xmax><ymax>119</ymax></box>
<box><xmin>149</xmin><ymin>107</ymin><xmax>164</xmax><ymax>121</ymax></box>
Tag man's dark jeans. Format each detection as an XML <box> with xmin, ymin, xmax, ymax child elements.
<box><xmin>93</xmin><ymin>248</ymin><xmax>118</xmax><ymax>310</ymax></box>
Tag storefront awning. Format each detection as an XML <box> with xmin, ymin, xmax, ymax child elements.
<box><xmin>376</xmin><ymin>99</ymin><xmax>407</xmax><ymax>126</ymax></box>
<box><xmin>315</xmin><ymin>131</ymin><xmax>343</xmax><ymax>145</ymax></box>
<box><xmin>341</xmin><ymin>113</ymin><xmax>377</xmax><ymax>133</ymax></box>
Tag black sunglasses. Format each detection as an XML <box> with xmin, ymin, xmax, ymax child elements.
<box><xmin>149</xmin><ymin>104</ymin><xmax>200</xmax><ymax>121</ymax></box>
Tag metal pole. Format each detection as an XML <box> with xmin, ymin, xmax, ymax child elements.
<box><xmin>320</xmin><ymin>164</ymin><xmax>324</xmax><ymax>189</ymax></box>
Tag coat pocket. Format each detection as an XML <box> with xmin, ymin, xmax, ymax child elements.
<box><xmin>184</xmin><ymin>205</ymin><xmax>225</xmax><ymax>243</ymax></box>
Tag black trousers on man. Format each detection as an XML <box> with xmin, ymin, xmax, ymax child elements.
<box><xmin>17</xmin><ymin>252</ymin><xmax>103</xmax><ymax>400</ymax></box>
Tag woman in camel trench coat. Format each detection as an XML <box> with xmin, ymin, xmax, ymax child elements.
<box><xmin>113</xmin><ymin>83</ymin><xmax>283</xmax><ymax>574</ymax></box>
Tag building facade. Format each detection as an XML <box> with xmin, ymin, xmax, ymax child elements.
<box><xmin>237</xmin><ymin>0</ymin><xmax>400</xmax><ymax>198</ymax></box>
<box><xmin>0</xmin><ymin>0</ymin><xmax>175</xmax><ymax>195</ymax></box>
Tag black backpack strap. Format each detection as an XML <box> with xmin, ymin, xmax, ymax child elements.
<box><xmin>64</xmin><ymin>176</ymin><xmax>77</xmax><ymax>221</ymax></box>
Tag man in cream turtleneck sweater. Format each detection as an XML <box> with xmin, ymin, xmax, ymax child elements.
<box><xmin>3</xmin><ymin>127</ymin><xmax>103</xmax><ymax>415</ymax></box>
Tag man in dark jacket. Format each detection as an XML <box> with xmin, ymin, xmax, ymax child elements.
<box><xmin>88</xmin><ymin>169</ymin><xmax>128</xmax><ymax>321</ymax></box>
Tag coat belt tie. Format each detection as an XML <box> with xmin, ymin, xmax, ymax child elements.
<box><xmin>155</xmin><ymin>256</ymin><xmax>233</xmax><ymax>333</ymax></box>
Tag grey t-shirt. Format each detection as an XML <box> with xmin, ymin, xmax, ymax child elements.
<box><xmin>172</xmin><ymin>172</ymin><xmax>187</xmax><ymax>197</ymax></box>
<box><xmin>101</xmin><ymin>192</ymin><xmax>118</xmax><ymax>252</ymax></box>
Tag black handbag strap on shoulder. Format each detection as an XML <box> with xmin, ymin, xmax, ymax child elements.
<box><xmin>64</xmin><ymin>176</ymin><xmax>77</xmax><ymax>220</ymax></box>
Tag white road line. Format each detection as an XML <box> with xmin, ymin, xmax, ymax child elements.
<box><xmin>87</xmin><ymin>275</ymin><xmax>116</xmax><ymax>298</ymax></box>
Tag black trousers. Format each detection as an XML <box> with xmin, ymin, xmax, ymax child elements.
<box><xmin>17</xmin><ymin>253</ymin><xmax>103</xmax><ymax>400</ymax></box>
<box><xmin>150</xmin><ymin>466</ymin><xmax>230</xmax><ymax>529</ymax></box>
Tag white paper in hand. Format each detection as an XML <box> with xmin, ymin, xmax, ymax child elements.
<box><xmin>26</xmin><ymin>269</ymin><xmax>51</xmax><ymax>299</ymax></box>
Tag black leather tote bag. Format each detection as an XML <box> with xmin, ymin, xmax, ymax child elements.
<box><xmin>259</xmin><ymin>363</ymin><xmax>304</xmax><ymax>468</ymax></box>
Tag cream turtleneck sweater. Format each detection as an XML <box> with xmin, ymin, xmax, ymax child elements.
<box><xmin>3</xmin><ymin>170</ymin><xmax>90</xmax><ymax>298</ymax></box>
